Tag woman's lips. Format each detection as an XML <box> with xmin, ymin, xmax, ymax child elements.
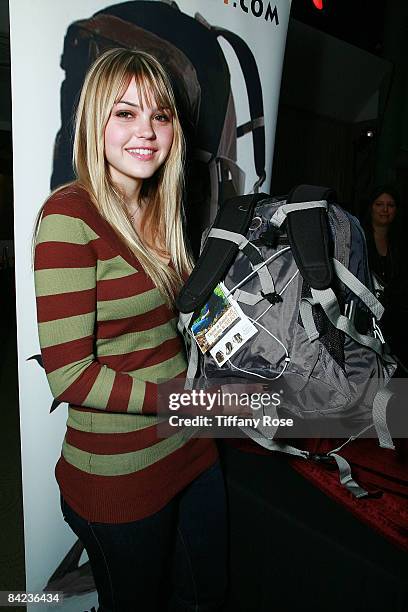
<box><xmin>126</xmin><ymin>148</ymin><xmax>156</xmax><ymax>161</ymax></box>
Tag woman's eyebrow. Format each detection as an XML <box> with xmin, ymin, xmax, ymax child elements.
<box><xmin>115</xmin><ymin>99</ymin><xmax>170</xmax><ymax>113</ymax></box>
<box><xmin>116</xmin><ymin>99</ymin><xmax>140</xmax><ymax>108</ymax></box>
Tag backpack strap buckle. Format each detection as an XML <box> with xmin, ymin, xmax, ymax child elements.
<box><xmin>310</xmin><ymin>452</ymin><xmax>335</xmax><ymax>465</ymax></box>
<box><xmin>260</xmin><ymin>291</ymin><xmax>283</xmax><ymax>305</ymax></box>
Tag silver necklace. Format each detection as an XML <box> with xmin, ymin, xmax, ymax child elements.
<box><xmin>128</xmin><ymin>203</ymin><xmax>141</xmax><ymax>222</ymax></box>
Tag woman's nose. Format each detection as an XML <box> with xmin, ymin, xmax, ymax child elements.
<box><xmin>135</xmin><ymin>117</ymin><xmax>155</xmax><ymax>139</ymax></box>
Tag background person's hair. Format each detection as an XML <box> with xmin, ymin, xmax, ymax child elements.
<box><xmin>369</xmin><ymin>184</ymin><xmax>400</xmax><ymax>211</ymax></box>
<box><xmin>34</xmin><ymin>48</ymin><xmax>192</xmax><ymax>307</ymax></box>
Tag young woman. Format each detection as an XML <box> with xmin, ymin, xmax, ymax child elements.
<box><xmin>34</xmin><ymin>48</ymin><xmax>227</xmax><ymax>612</ymax></box>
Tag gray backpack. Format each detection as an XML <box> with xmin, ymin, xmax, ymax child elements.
<box><xmin>177</xmin><ymin>185</ymin><xmax>398</xmax><ymax>498</ymax></box>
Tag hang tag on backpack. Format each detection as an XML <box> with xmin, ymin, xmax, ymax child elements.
<box><xmin>190</xmin><ymin>283</ymin><xmax>257</xmax><ymax>367</ymax></box>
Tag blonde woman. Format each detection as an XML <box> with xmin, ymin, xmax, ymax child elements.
<box><xmin>34</xmin><ymin>49</ymin><xmax>227</xmax><ymax>612</ymax></box>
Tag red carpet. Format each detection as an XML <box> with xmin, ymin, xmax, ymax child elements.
<box><xmin>230</xmin><ymin>438</ymin><xmax>408</xmax><ymax>551</ymax></box>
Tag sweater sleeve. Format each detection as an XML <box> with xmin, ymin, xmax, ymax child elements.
<box><xmin>34</xmin><ymin>199</ymin><xmax>171</xmax><ymax>415</ymax></box>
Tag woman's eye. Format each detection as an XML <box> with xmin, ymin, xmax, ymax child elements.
<box><xmin>116</xmin><ymin>111</ymin><xmax>133</xmax><ymax>119</ymax></box>
<box><xmin>154</xmin><ymin>113</ymin><xmax>171</xmax><ymax>123</ymax></box>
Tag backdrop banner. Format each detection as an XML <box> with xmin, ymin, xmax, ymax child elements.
<box><xmin>9</xmin><ymin>0</ymin><xmax>291</xmax><ymax>609</ymax></box>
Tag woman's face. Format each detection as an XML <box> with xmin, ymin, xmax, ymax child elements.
<box><xmin>371</xmin><ymin>192</ymin><xmax>397</xmax><ymax>227</ymax></box>
<box><xmin>104</xmin><ymin>77</ymin><xmax>174</xmax><ymax>195</ymax></box>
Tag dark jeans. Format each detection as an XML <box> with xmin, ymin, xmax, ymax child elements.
<box><xmin>61</xmin><ymin>462</ymin><xmax>227</xmax><ymax>612</ymax></box>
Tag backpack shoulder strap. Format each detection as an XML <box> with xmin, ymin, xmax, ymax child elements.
<box><xmin>283</xmin><ymin>184</ymin><xmax>336</xmax><ymax>290</ymax></box>
<box><xmin>288</xmin><ymin>184</ymin><xmax>336</xmax><ymax>203</ymax></box>
<box><xmin>176</xmin><ymin>192</ymin><xmax>268</xmax><ymax>313</ymax></box>
<box><xmin>211</xmin><ymin>25</ymin><xmax>266</xmax><ymax>191</ymax></box>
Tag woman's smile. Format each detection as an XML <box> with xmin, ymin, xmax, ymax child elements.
<box><xmin>126</xmin><ymin>147</ymin><xmax>158</xmax><ymax>160</ymax></box>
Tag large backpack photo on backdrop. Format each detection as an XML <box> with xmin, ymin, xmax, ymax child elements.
<box><xmin>51</xmin><ymin>0</ymin><xmax>266</xmax><ymax>253</ymax></box>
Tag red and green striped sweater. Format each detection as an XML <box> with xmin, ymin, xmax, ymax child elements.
<box><xmin>34</xmin><ymin>184</ymin><xmax>217</xmax><ymax>523</ymax></box>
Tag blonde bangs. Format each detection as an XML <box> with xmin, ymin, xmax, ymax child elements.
<box><xmin>104</xmin><ymin>50</ymin><xmax>175</xmax><ymax>112</ymax></box>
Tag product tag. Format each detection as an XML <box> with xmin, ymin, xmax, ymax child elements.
<box><xmin>190</xmin><ymin>283</ymin><xmax>257</xmax><ymax>367</ymax></box>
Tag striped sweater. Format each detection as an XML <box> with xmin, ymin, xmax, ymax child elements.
<box><xmin>34</xmin><ymin>185</ymin><xmax>217</xmax><ymax>523</ymax></box>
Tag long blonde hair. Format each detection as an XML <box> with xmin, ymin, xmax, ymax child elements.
<box><xmin>35</xmin><ymin>48</ymin><xmax>192</xmax><ymax>307</ymax></box>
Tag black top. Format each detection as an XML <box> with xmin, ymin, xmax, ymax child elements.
<box><xmin>365</xmin><ymin>229</ymin><xmax>408</xmax><ymax>366</ymax></box>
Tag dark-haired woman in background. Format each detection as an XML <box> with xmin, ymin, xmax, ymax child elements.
<box><xmin>362</xmin><ymin>185</ymin><xmax>408</xmax><ymax>371</ymax></box>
